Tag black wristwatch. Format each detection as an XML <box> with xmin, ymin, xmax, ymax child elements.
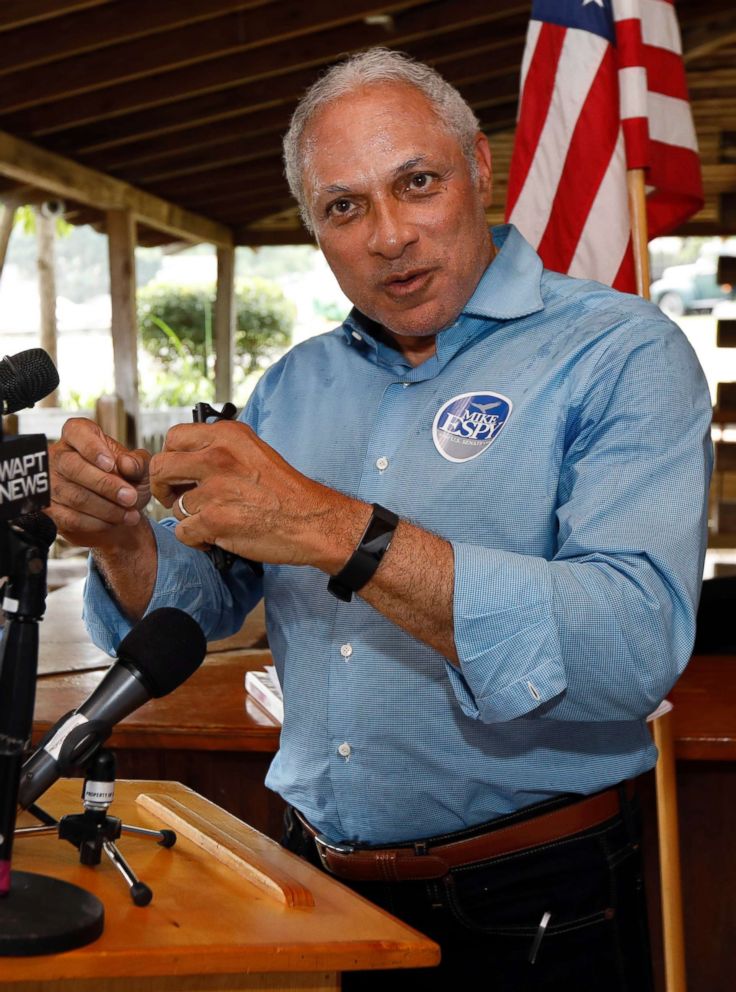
<box><xmin>327</xmin><ymin>503</ymin><xmax>399</xmax><ymax>602</ymax></box>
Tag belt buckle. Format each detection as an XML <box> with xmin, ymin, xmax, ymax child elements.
<box><xmin>313</xmin><ymin>832</ymin><xmax>355</xmax><ymax>870</ymax></box>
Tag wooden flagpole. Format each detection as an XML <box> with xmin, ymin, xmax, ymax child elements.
<box><xmin>626</xmin><ymin>168</ymin><xmax>652</xmax><ymax>299</ymax></box>
<box><xmin>629</xmin><ymin>169</ymin><xmax>688</xmax><ymax>992</ymax></box>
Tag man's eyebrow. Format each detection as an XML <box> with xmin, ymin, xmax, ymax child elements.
<box><xmin>393</xmin><ymin>156</ymin><xmax>428</xmax><ymax>176</ymax></box>
<box><xmin>313</xmin><ymin>157</ymin><xmax>433</xmax><ymax>200</ymax></box>
<box><xmin>317</xmin><ymin>183</ymin><xmax>352</xmax><ymax>197</ymax></box>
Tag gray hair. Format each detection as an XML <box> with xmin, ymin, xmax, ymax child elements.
<box><xmin>283</xmin><ymin>48</ymin><xmax>481</xmax><ymax>233</ymax></box>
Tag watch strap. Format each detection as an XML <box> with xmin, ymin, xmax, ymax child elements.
<box><xmin>327</xmin><ymin>503</ymin><xmax>399</xmax><ymax>602</ymax></box>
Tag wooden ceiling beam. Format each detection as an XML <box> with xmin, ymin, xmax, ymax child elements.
<box><xmin>7</xmin><ymin>0</ymin><xmax>527</xmax><ymax>137</ymax></box>
<box><xmin>0</xmin><ymin>0</ymin><xmax>425</xmax><ymax>116</ymax></box>
<box><xmin>88</xmin><ymin>12</ymin><xmax>527</xmax><ymax>167</ymax></box>
<box><xmin>120</xmin><ymin>141</ymin><xmax>284</xmax><ymax>187</ymax></box>
<box><xmin>145</xmin><ymin>161</ymin><xmax>282</xmax><ymax>199</ymax></box>
<box><xmin>0</xmin><ymin>129</ymin><xmax>233</xmax><ymax>247</ymax></box>
<box><xmin>235</xmin><ymin>225</ymin><xmax>312</xmax><ymax>246</ymax></box>
<box><xmin>0</xmin><ymin>0</ymin><xmax>266</xmax><ymax>76</ymax></box>
<box><xmin>80</xmin><ymin>108</ymin><xmax>287</xmax><ymax>172</ymax></box>
<box><xmin>0</xmin><ymin>1</ymin><xmax>110</xmax><ymax>32</ymax></box>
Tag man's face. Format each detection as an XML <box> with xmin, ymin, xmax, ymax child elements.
<box><xmin>303</xmin><ymin>82</ymin><xmax>494</xmax><ymax>348</ymax></box>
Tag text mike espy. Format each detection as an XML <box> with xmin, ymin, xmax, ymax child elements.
<box><xmin>0</xmin><ymin>349</ymin><xmax>59</xmax><ymax>522</ymax></box>
<box><xmin>17</xmin><ymin>608</ymin><xmax>207</xmax><ymax>810</ymax></box>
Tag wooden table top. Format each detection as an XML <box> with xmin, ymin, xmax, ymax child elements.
<box><xmin>668</xmin><ymin>654</ymin><xmax>736</xmax><ymax>761</ymax></box>
<box><xmin>3</xmin><ymin>780</ymin><xmax>439</xmax><ymax>989</ymax></box>
<box><xmin>33</xmin><ymin>650</ymin><xmax>281</xmax><ymax>753</ymax></box>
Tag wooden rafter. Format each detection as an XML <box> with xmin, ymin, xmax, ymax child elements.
<box><xmin>0</xmin><ymin>128</ymin><xmax>233</xmax><ymax>246</ymax></box>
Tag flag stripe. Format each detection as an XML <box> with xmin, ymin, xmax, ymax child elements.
<box><xmin>567</xmin><ymin>128</ymin><xmax>631</xmax><ymax>286</ymax></box>
<box><xmin>508</xmin><ymin>27</ymin><xmax>608</xmax><ymax>244</ymax></box>
<box><xmin>537</xmin><ymin>46</ymin><xmax>621</xmax><ymax>273</ymax></box>
<box><xmin>519</xmin><ymin>18</ymin><xmax>543</xmax><ymax>96</ymax></box>
<box><xmin>646</xmin><ymin>92</ymin><xmax>698</xmax><ymax>151</ymax></box>
<box><xmin>506</xmin><ymin>22</ymin><xmax>566</xmax><ymax>218</ymax></box>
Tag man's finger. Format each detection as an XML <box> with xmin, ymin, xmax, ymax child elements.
<box><xmin>50</xmin><ymin>474</ymin><xmax>141</xmax><ymax>524</ymax></box>
<box><xmin>149</xmin><ymin>452</ymin><xmax>207</xmax><ymax>507</ymax></box>
<box><xmin>60</xmin><ymin>418</ymin><xmax>118</xmax><ymax>472</ymax></box>
<box><xmin>54</xmin><ymin>449</ymin><xmax>140</xmax><ymax>508</ymax></box>
<box><xmin>117</xmin><ymin>447</ymin><xmax>150</xmax><ymax>482</ymax></box>
<box><xmin>162</xmin><ymin>423</ymin><xmax>217</xmax><ymax>452</ymax></box>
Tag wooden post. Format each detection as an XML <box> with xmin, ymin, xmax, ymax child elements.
<box><xmin>106</xmin><ymin>208</ymin><xmax>139</xmax><ymax>446</ymax></box>
<box><xmin>629</xmin><ymin>167</ymin><xmax>687</xmax><ymax>992</ymax></box>
<box><xmin>651</xmin><ymin>708</ymin><xmax>688</xmax><ymax>992</ymax></box>
<box><xmin>0</xmin><ymin>201</ymin><xmax>17</xmax><ymax>278</ymax></box>
<box><xmin>95</xmin><ymin>393</ymin><xmax>127</xmax><ymax>444</ymax></box>
<box><xmin>36</xmin><ymin>207</ymin><xmax>59</xmax><ymax>407</ymax></box>
<box><xmin>215</xmin><ymin>245</ymin><xmax>235</xmax><ymax>403</ymax></box>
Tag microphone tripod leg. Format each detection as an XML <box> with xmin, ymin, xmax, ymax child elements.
<box><xmin>102</xmin><ymin>839</ymin><xmax>152</xmax><ymax>907</ymax></box>
<box><xmin>120</xmin><ymin>823</ymin><xmax>176</xmax><ymax>847</ymax></box>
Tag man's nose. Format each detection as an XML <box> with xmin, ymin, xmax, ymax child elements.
<box><xmin>367</xmin><ymin>200</ymin><xmax>418</xmax><ymax>259</ymax></box>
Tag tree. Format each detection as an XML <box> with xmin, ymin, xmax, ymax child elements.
<box><xmin>137</xmin><ymin>277</ymin><xmax>295</xmax><ymax>406</ymax></box>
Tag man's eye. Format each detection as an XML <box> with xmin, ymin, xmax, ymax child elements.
<box><xmin>327</xmin><ymin>199</ymin><xmax>354</xmax><ymax>216</ymax></box>
<box><xmin>408</xmin><ymin>173</ymin><xmax>435</xmax><ymax>190</ymax></box>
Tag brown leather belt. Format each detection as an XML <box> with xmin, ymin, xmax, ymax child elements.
<box><xmin>295</xmin><ymin>784</ymin><xmax>633</xmax><ymax>883</ymax></box>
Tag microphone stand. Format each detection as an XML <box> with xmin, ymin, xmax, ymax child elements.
<box><xmin>0</xmin><ymin>414</ymin><xmax>105</xmax><ymax>956</ymax></box>
<box><xmin>16</xmin><ymin>749</ymin><xmax>177</xmax><ymax>907</ymax></box>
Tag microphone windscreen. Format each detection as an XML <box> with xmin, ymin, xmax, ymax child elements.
<box><xmin>13</xmin><ymin>511</ymin><xmax>57</xmax><ymax>549</ymax></box>
<box><xmin>117</xmin><ymin>607</ymin><xmax>207</xmax><ymax>698</ymax></box>
<box><xmin>0</xmin><ymin>349</ymin><xmax>60</xmax><ymax>413</ymax></box>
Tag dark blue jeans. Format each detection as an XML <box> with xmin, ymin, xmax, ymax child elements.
<box><xmin>282</xmin><ymin>790</ymin><xmax>654</xmax><ymax>991</ymax></box>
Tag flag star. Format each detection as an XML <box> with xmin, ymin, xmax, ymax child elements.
<box><xmin>582</xmin><ymin>0</ymin><xmax>605</xmax><ymax>6</ymax></box>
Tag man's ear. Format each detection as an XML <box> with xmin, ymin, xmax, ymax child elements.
<box><xmin>474</xmin><ymin>133</ymin><xmax>493</xmax><ymax>208</ymax></box>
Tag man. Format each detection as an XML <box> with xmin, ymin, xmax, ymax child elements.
<box><xmin>49</xmin><ymin>49</ymin><xmax>711</xmax><ymax>990</ymax></box>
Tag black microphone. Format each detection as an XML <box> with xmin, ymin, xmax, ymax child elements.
<box><xmin>0</xmin><ymin>349</ymin><xmax>59</xmax><ymax>414</ymax></box>
<box><xmin>17</xmin><ymin>607</ymin><xmax>207</xmax><ymax>810</ymax></box>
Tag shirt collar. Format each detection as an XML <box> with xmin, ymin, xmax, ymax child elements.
<box><xmin>462</xmin><ymin>224</ymin><xmax>544</xmax><ymax>321</ymax></box>
<box><xmin>341</xmin><ymin>224</ymin><xmax>544</xmax><ymax>372</ymax></box>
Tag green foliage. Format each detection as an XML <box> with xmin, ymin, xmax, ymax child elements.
<box><xmin>312</xmin><ymin>296</ymin><xmax>349</xmax><ymax>322</ymax></box>
<box><xmin>140</xmin><ymin>349</ymin><xmax>215</xmax><ymax>408</ymax></box>
<box><xmin>14</xmin><ymin>204</ymin><xmax>72</xmax><ymax>238</ymax></box>
<box><xmin>137</xmin><ymin>278</ymin><xmax>294</xmax><ymax>381</ymax></box>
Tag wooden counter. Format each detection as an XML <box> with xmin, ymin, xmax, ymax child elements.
<box><xmin>3</xmin><ymin>780</ymin><xmax>439</xmax><ymax>991</ymax></box>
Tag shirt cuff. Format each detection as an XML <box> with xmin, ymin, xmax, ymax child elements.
<box><xmin>450</xmin><ymin>541</ymin><xmax>567</xmax><ymax>722</ymax></box>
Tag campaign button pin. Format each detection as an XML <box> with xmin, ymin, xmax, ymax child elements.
<box><xmin>432</xmin><ymin>391</ymin><xmax>512</xmax><ymax>463</ymax></box>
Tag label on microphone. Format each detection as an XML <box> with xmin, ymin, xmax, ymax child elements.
<box><xmin>43</xmin><ymin>713</ymin><xmax>89</xmax><ymax>760</ymax></box>
<box><xmin>84</xmin><ymin>780</ymin><xmax>115</xmax><ymax>805</ymax></box>
<box><xmin>0</xmin><ymin>435</ymin><xmax>50</xmax><ymax>520</ymax></box>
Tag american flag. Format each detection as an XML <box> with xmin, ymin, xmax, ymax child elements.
<box><xmin>505</xmin><ymin>0</ymin><xmax>703</xmax><ymax>293</ymax></box>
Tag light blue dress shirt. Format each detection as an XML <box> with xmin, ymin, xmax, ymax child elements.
<box><xmin>84</xmin><ymin>225</ymin><xmax>712</xmax><ymax>845</ymax></box>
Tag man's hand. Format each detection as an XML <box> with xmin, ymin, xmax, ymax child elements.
<box><xmin>149</xmin><ymin>420</ymin><xmax>368</xmax><ymax>571</ymax></box>
<box><xmin>48</xmin><ymin>418</ymin><xmax>152</xmax><ymax>550</ymax></box>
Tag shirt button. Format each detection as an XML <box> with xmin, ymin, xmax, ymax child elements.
<box><xmin>352</xmin><ymin>331</ymin><xmax>362</xmax><ymax>341</ymax></box>
<box><xmin>338</xmin><ymin>742</ymin><xmax>352</xmax><ymax>758</ymax></box>
<box><xmin>403</xmin><ymin>382</ymin><xmax>410</xmax><ymax>388</ymax></box>
<box><xmin>376</xmin><ymin>456</ymin><xmax>389</xmax><ymax>471</ymax></box>
<box><xmin>340</xmin><ymin>643</ymin><xmax>353</xmax><ymax>658</ymax></box>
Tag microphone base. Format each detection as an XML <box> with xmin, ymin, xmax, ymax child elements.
<box><xmin>0</xmin><ymin>870</ymin><xmax>104</xmax><ymax>956</ymax></box>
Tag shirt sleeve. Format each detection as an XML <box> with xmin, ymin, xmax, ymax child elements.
<box><xmin>448</xmin><ymin>316</ymin><xmax>713</xmax><ymax>724</ymax></box>
<box><xmin>82</xmin><ymin>392</ymin><xmax>267</xmax><ymax>655</ymax></box>
<box><xmin>83</xmin><ymin>520</ymin><xmax>263</xmax><ymax>654</ymax></box>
